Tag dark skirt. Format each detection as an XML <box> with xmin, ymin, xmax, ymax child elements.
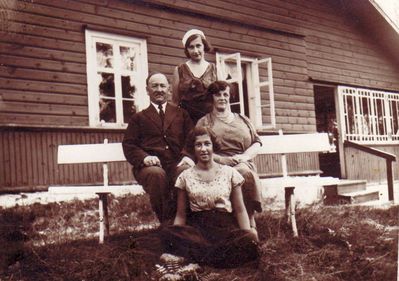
<box><xmin>233</xmin><ymin>162</ymin><xmax>263</xmax><ymax>213</ymax></box>
<box><xmin>160</xmin><ymin>210</ymin><xmax>259</xmax><ymax>268</ymax></box>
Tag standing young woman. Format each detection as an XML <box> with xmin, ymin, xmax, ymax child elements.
<box><xmin>172</xmin><ymin>29</ymin><xmax>217</xmax><ymax>124</ymax></box>
<box><xmin>161</xmin><ymin>126</ymin><xmax>259</xmax><ymax>268</ymax></box>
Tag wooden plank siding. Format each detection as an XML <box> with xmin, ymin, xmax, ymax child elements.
<box><xmin>1</xmin><ymin>0</ymin><xmax>398</xmax><ymax>130</ymax></box>
<box><xmin>1</xmin><ymin>0</ymin><xmax>315</xmax><ymax>132</ymax></box>
<box><xmin>0</xmin><ymin>129</ymin><xmax>133</xmax><ymax>192</ymax></box>
<box><xmin>0</xmin><ymin>128</ymin><xmax>321</xmax><ymax>190</ymax></box>
<box><xmin>255</xmin><ymin>152</ymin><xmax>320</xmax><ymax>178</ymax></box>
<box><xmin>0</xmin><ymin>0</ymin><xmax>399</xmax><ymax>191</ymax></box>
<box><xmin>344</xmin><ymin>145</ymin><xmax>399</xmax><ymax>183</ymax></box>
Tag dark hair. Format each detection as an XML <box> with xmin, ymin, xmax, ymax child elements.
<box><xmin>186</xmin><ymin>126</ymin><xmax>221</xmax><ymax>157</ymax></box>
<box><xmin>184</xmin><ymin>35</ymin><xmax>211</xmax><ymax>58</ymax></box>
<box><xmin>146</xmin><ymin>72</ymin><xmax>170</xmax><ymax>86</ymax></box>
<box><xmin>206</xmin><ymin>80</ymin><xmax>231</xmax><ymax>102</ymax></box>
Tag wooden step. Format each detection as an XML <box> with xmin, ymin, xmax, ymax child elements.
<box><xmin>324</xmin><ymin>189</ymin><xmax>380</xmax><ymax>205</ymax></box>
<box><xmin>323</xmin><ymin>180</ymin><xmax>367</xmax><ymax>196</ymax></box>
<box><xmin>338</xmin><ymin>180</ymin><xmax>368</xmax><ymax>194</ymax></box>
<box><xmin>323</xmin><ymin>180</ymin><xmax>376</xmax><ymax>205</ymax></box>
<box><xmin>341</xmin><ymin>190</ymin><xmax>380</xmax><ymax>204</ymax></box>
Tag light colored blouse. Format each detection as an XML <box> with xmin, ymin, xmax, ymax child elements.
<box><xmin>175</xmin><ymin>164</ymin><xmax>244</xmax><ymax>213</ymax></box>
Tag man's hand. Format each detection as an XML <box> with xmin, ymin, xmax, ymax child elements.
<box><xmin>215</xmin><ymin>156</ymin><xmax>238</xmax><ymax>166</ymax></box>
<box><xmin>177</xmin><ymin>156</ymin><xmax>195</xmax><ymax>167</ymax></box>
<box><xmin>143</xmin><ymin>155</ymin><xmax>162</xmax><ymax>167</ymax></box>
<box><xmin>232</xmin><ymin>154</ymin><xmax>251</xmax><ymax>163</ymax></box>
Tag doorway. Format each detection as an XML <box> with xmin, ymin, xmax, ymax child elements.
<box><xmin>314</xmin><ymin>85</ymin><xmax>341</xmax><ymax>178</ymax></box>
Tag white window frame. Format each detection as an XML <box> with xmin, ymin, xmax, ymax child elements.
<box><xmin>338</xmin><ymin>86</ymin><xmax>399</xmax><ymax>144</ymax></box>
<box><xmin>216</xmin><ymin>52</ymin><xmax>275</xmax><ymax>130</ymax></box>
<box><xmin>85</xmin><ymin>30</ymin><xmax>149</xmax><ymax>128</ymax></box>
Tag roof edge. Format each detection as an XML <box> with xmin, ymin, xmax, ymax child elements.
<box><xmin>369</xmin><ymin>0</ymin><xmax>399</xmax><ymax>34</ymax></box>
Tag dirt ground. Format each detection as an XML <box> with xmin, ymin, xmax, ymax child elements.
<box><xmin>0</xmin><ymin>194</ymin><xmax>398</xmax><ymax>281</ymax></box>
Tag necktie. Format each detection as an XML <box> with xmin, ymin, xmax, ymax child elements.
<box><xmin>158</xmin><ymin>104</ymin><xmax>165</xmax><ymax>124</ymax></box>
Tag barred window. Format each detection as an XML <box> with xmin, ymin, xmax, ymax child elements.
<box><xmin>339</xmin><ymin>86</ymin><xmax>399</xmax><ymax>143</ymax></box>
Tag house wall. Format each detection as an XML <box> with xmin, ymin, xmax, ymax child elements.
<box><xmin>1</xmin><ymin>0</ymin><xmax>399</xmax><ymax>190</ymax></box>
<box><xmin>1</xmin><ymin>0</ymin><xmax>316</xmax><ymax>132</ymax></box>
<box><xmin>143</xmin><ymin>0</ymin><xmax>399</xmax><ymax>90</ymax></box>
<box><xmin>0</xmin><ymin>128</ymin><xmax>132</xmax><ymax>192</ymax></box>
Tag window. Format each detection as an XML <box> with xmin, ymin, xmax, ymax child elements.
<box><xmin>85</xmin><ymin>30</ymin><xmax>149</xmax><ymax>128</ymax></box>
<box><xmin>216</xmin><ymin>53</ymin><xmax>275</xmax><ymax>130</ymax></box>
<box><xmin>338</xmin><ymin>86</ymin><xmax>399</xmax><ymax>144</ymax></box>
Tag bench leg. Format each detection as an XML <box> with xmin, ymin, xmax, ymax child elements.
<box><xmin>97</xmin><ymin>192</ymin><xmax>110</xmax><ymax>244</ymax></box>
<box><xmin>285</xmin><ymin>187</ymin><xmax>298</xmax><ymax>237</ymax></box>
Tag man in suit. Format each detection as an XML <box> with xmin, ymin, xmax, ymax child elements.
<box><xmin>123</xmin><ymin>72</ymin><xmax>194</xmax><ymax>223</ymax></box>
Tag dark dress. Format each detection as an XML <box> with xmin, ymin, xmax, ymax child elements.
<box><xmin>160</xmin><ymin>165</ymin><xmax>259</xmax><ymax>268</ymax></box>
<box><xmin>176</xmin><ymin>63</ymin><xmax>217</xmax><ymax>123</ymax></box>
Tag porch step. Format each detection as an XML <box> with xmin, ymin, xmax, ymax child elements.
<box><xmin>323</xmin><ymin>180</ymin><xmax>367</xmax><ymax>195</ymax></box>
<box><xmin>323</xmin><ymin>180</ymin><xmax>377</xmax><ymax>205</ymax></box>
<box><xmin>339</xmin><ymin>190</ymin><xmax>380</xmax><ymax>204</ymax></box>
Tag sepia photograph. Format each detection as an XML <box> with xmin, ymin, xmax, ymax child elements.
<box><xmin>0</xmin><ymin>0</ymin><xmax>398</xmax><ymax>280</ymax></box>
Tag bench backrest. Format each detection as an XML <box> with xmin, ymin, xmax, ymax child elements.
<box><xmin>258</xmin><ymin>133</ymin><xmax>332</xmax><ymax>155</ymax></box>
<box><xmin>57</xmin><ymin>133</ymin><xmax>331</xmax><ymax>164</ymax></box>
<box><xmin>258</xmin><ymin>132</ymin><xmax>333</xmax><ymax>177</ymax></box>
<box><xmin>57</xmin><ymin>143</ymin><xmax>126</xmax><ymax>164</ymax></box>
<box><xmin>56</xmin><ymin>133</ymin><xmax>332</xmax><ymax>183</ymax></box>
<box><xmin>57</xmin><ymin>141</ymin><xmax>126</xmax><ymax>187</ymax></box>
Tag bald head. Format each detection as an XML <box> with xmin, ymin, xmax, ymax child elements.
<box><xmin>146</xmin><ymin>73</ymin><xmax>169</xmax><ymax>105</ymax></box>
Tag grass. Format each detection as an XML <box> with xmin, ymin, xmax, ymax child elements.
<box><xmin>0</xmin><ymin>194</ymin><xmax>397</xmax><ymax>281</ymax></box>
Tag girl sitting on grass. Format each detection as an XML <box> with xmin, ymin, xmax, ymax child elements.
<box><xmin>161</xmin><ymin>126</ymin><xmax>259</xmax><ymax>268</ymax></box>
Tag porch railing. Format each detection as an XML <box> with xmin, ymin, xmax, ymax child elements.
<box><xmin>344</xmin><ymin>141</ymin><xmax>396</xmax><ymax>201</ymax></box>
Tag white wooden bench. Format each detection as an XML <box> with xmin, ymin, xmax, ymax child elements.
<box><xmin>258</xmin><ymin>131</ymin><xmax>334</xmax><ymax>237</ymax></box>
<box><xmin>57</xmin><ymin>139</ymin><xmax>126</xmax><ymax>244</ymax></box>
<box><xmin>56</xmin><ymin>132</ymin><xmax>333</xmax><ymax>241</ymax></box>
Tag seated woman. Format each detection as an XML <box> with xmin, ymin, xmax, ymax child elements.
<box><xmin>196</xmin><ymin>80</ymin><xmax>263</xmax><ymax>229</ymax></box>
<box><xmin>161</xmin><ymin>126</ymin><xmax>259</xmax><ymax>268</ymax></box>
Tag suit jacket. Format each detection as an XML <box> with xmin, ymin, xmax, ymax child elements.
<box><xmin>122</xmin><ymin>102</ymin><xmax>193</xmax><ymax>171</ymax></box>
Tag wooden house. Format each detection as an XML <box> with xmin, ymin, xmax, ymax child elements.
<box><xmin>1</xmin><ymin>0</ymin><xmax>398</xmax><ymax>192</ymax></box>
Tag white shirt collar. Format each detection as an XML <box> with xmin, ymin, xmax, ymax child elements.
<box><xmin>151</xmin><ymin>102</ymin><xmax>167</xmax><ymax>113</ymax></box>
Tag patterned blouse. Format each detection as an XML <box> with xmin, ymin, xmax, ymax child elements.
<box><xmin>175</xmin><ymin>164</ymin><xmax>244</xmax><ymax>213</ymax></box>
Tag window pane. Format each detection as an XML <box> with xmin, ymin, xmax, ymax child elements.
<box><xmin>361</xmin><ymin>97</ymin><xmax>369</xmax><ymax>136</ymax></box>
<box><xmin>224</xmin><ymin>61</ymin><xmax>243</xmax><ymax>114</ymax></box>
<box><xmin>345</xmin><ymin>96</ymin><xmax>354</xmax><ymax>135</ymax></box>
<box><xmin>99</xmin><ymin>73</ymin><xmax>115</xmax><ymax>98</ymax></box>
<box><xmin>121</xmin><ymin>75</ymin><xmax>136</xmax><ymax>99</ymax></box>
<box><xmin>392</xmin><ymin>100</ymin><xmax>399</xmax><ymax>136</ymax></box>
<box><xmin>96</xmin><ymin>42</ymin><xmax>114</xmax><ymax>68</ymax></box>
<box><xmin>260</xmin><ymin>87</ymin><xmax>271</xmax><ymax>125</ymax></box>
<box><xmin>224</xmin><ymin>61</ymin><xmax>241</xmax><ymax>80</ymax></box>
<box><xmin>120</xmin><ymin>46</ymin><xmax>137</xmax><ymax>71</ymax></box>
<box><xmin>98</xmin><ymin>73</ymin><xmax>116</xmax><ymax>123</ymax></box>
<box><xmin>121</xmin><ymin>75</ymin><xmax>137</xmax><ymax>122</ymax></box>
<box><xmin>123</xmin><ymin>100</ymin><xmax>136</xmax><ymax>123</ymax></box>
<box><xmin>229</xmin><ymin>82</ymin><xmax>241</xmax><ymax>113</ymax></box>
<box><xmin>376</xmin><ymin>99</ymin><xmax>385</xmax><ymax>135</ymax></box>
<box><xmin>99</xmin><ymin>98</ymin><xmax>116</xmax><ymax>123</ymax></box>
